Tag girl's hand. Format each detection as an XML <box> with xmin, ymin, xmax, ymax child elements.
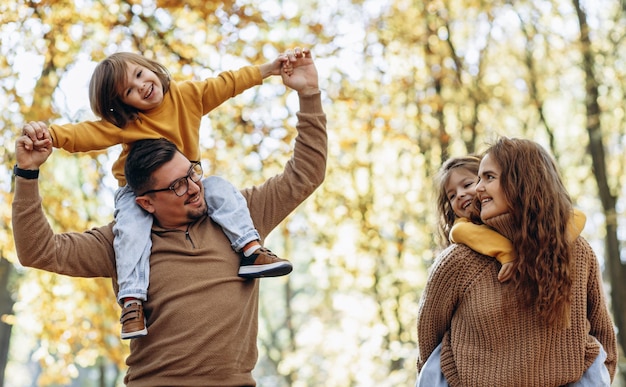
<box><xmin>16</xmin><ymin>122</ymin><xmax>53</xmax><ymax>170</ymax></box>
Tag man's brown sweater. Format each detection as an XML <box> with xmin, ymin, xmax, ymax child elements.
<box><xmin>417</xmin><ymin>237</ymin><xmax>617</xmax><ymax>386</ymax></box>
<box><xmin>12</xmin><ymin>92</ymin><xmax>327</xmax><ymax>386</ymax></box>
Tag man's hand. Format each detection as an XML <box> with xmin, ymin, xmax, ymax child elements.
<box><xmin>281</xmin><ymin>48</ymin><xmax>319</xmax><ymax>95</ymax></box>
<box><xmin>16</xmin><ymin>121</ymin><xmax>53</xmax><ymax>170</ymax></box>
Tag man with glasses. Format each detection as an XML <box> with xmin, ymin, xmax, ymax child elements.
<box><xmin>136</xmin><ymin>161</ymin><xmax>204</xmax><ymax>197</ymax></box>
<box><xmin>12</xmin><ymin>47</ymin><xmax>325</xmax><ymax>386</ymax></box>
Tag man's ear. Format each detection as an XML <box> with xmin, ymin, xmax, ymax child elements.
<box><xmin>135</xmin><ymin>195</ymin><xmax>156</xmax><ymax>214</ymax></box>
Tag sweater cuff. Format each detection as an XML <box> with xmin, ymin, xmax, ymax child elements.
<box><xmin>13</xmin><ymin>177</ymin><xmax>41</xmax><ymax>203</ymax></box>
<box><xmin>298</xmin><ymin>91</ymin><xmax>322</xmax><ymax>114</ymax></box>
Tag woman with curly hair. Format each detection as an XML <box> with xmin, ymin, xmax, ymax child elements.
<box><xmin>416</xmin><ymin>137</ymin><xmax>617</xmax><ymax>386</ymax></box>
<box><xmin>433</xmin><ymin>155</ymin><xmax>517</xmax><ymax>282</ymax></box>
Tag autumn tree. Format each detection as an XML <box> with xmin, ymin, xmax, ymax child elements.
<box><xmin>572</xmin><ymin>0</ymin><xmax>626</xmax><ymax>377</ymax></box>
<box><xmin>1</xmin><ymin>0</ymin><xmax>624</xmax><ymax>386</ymax></box>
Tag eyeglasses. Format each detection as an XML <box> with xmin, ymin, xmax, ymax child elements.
<box><xmin>139</xmin><ymin>162</ymin><xmax>203</xmax><ymax>197</ymax></box>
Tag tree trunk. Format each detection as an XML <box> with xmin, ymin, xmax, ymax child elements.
<box><xmin>0</xmin><ymin>257</ymin><xmax>16</xmax><ymax>387</ymax></box>
<box><xmin>573</xmin><ymin>1</ymin><xmax>626</xmax><ymax>384</ymax></box>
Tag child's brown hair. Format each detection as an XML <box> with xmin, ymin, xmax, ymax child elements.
<box><xmin>89</xmin><ymin>52</ymin><xmax>171</xmax><ymax>128</ymax></box>
<box><xmin>434</xmin><ymin>155</ymin><xmax>481</xmax><ymax>247</ymax></box>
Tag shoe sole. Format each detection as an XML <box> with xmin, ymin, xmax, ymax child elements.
<box><xmin>121</xmin><ymin>327</ymin><xmax>148</xmax><ymax>340</ymax></box>
<box><xmin>238</xmin><ymin>262</ymin><xmax>293</xmax><ymax>278</ymax></box>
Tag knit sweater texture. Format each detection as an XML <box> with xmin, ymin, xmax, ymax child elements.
<box><xmin>13</xmin><ymin>92</ymin><xmax>327</xmax><ymax>386</ymax></box>
<box><xmin>417</xmin><ymin>232</ymin><xmax>617</xmax><ymax>386</ymax></box>
<box><xmin>49</xmin><ymin>65</ymin><xmax>262</xmax><ymax>186</ymax></box>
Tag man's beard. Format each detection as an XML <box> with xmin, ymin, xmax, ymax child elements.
<box><xmin>186</xmin><ymin>199</ymin><xmax>207</xmax><ymax>220</ymax></box>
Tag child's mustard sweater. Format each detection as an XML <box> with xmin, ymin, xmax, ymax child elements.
<box><xmin>449</xmin><ymin>209</ymin><xmax>587</xmax><ymax>264</ymax></box>
<box><xmin>49</xmin><ymin>66</ymin><xmax>262</xmax><ymax>187</ymax></box>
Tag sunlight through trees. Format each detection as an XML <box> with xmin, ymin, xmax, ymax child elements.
<box><xmin>1</xmin><ymin>0</ymin><xmax>625</xmax><ymax>386</ymax></box>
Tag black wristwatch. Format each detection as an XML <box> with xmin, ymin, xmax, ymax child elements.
<box><xmin>13</xmin><ymin>164</ymin><xmax>39</xmax><ymax>179</ymax></box>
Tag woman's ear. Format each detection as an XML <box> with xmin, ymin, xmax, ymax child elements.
<box><xmin>135</xmin><ymin>196</ymin><xmax>156</xmax><ymax>214</ymax></box>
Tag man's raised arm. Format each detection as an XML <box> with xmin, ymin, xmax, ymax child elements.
<box><xmin>243</xmin><ymin>47</ymin><xmax>327</xmax><ymax>238</ymax></box>
<box><xmin>12</xmin><ymin>122</ymin><xmax>117</xmax><ymax>279</ymax></box>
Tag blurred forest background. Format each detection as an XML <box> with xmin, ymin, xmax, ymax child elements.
<box><xmin>1</xmin><ymin>0</ymin><xmax>625</xmax><ymax>386</ymax></box>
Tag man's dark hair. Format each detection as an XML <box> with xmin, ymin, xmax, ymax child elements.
<box><xmin>125</xmin><ymin>138</ymin><xmax>179</xmax><ymax>194</ymax></box>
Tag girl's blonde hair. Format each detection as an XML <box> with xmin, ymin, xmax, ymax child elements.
<box><xmin>434</xmin><ymin>155</ymin><xmax>481</xmax><ymax>247</ymax></box>
<box><xmin>89</xmin><ymin>52</ymin><xmax>171</xmax><ymax>128</ymax></box>
<box><xmin>484</xmin><ymin>137</ymin><xmax>573</xmax><ymax>328</ymax></box>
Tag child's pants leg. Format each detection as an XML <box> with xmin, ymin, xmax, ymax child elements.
<box><xmin>568</xmin><ymin>342</ymin><xmax>610</xmax><ymax>387</ymax></box>
<box><xmin>202</xmin><ymin>176</ymin><xmax>260</xmax><ymax>251</ymax></box>
<box><xmin>113</xmin><ymin>185</ymin><xmax>152</xmax><ymax>303</ymax></box>
<box><xmin>415</xmin><ymin>341</ymin><xmax>609</xmax><ymax>387</ymax></box>
<box><xmin>416</xmin><ymin>343</ymin><xmax>449</xmax><ymax>387</ymax></box>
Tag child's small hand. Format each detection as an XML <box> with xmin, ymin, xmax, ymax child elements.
<box><xmin>498</xmin><ymin>261</ymin><xmax>515</xmax><ymax>282</ymax></box>
<box><xmin>282</xmin><ymin>60</ymin><xmax>294</xmax><ymax>76</ymax></box>
<box><xmin>21</xmin><ymin>121</ymin><xmax>51</xmax><ymax>144</ymax></box>
<box><xmin>260</xmin><ymin>53</ymin><xmax>291</xmax><ymax>78</ymax></box>
<box><xmin>16</xmin><ymin>121</ymin><xmax>53</xmax><ymax>169</ymax></box>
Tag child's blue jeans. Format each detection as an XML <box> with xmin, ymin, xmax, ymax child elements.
<box><xmin>416</xmin><ymin>341</ymin><xmax>610</xmax><ymax>387</ymax></box>
<box><xmin>112</xmin><ymin>175</ymin><xmax>260</xmax><ymax>302</ymax></box>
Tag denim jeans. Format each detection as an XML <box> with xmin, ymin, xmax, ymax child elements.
<box><xmin>112</xmin><ymin>176</ymin><xmax>259</xmax><ymax>302</ymax></box>
<box><xmin>568</xmin><ymin>342</ymin><xmax>610</xmax><ymax>387</ymax></box>
<box><xmin>416</xmin><ymin>342</ymin><xmax>610</xmax><ymax>387</ymax></box>
<box><xmin>415</xmin><ymin>343</ymin><xmax>448</xmax><ymax>387</ymax></box>
<box><xmin>201</xmin><ymin>176</ymin><xmax>260</xmax><ymax>250</ymax></box>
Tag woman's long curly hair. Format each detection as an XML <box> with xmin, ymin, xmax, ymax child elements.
<box><xmin>89</xmin><ymin>52</ymin><xmax>171</xmax><ymax>128</ymax></box>
<box><xmin>484</xmin><ymin>137</ymin><xmax>573</xmax><ymax>328</ymax></box>
<box><xmin>434</xmin><ymin>155</ymin><xmax>481</xmax><ymax>248</ymax></box>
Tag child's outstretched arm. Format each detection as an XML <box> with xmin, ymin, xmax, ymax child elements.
<box><xmin>450</xmin><ymin>218</ymin><xmax>515</xmax><ymax>282</ymax></box>
<box><xmin>450</xmin><ymin>218</ymin><xmax>514</xmax><ymax>264</ymax></box>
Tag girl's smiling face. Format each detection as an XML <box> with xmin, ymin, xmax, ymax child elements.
<box><xmin>119</xmin><ymin>62</ymin><xmax>164</xmax><ymax>112</ymax></box>
<box><xmin>476</xmin><ymin>153</ymin><xmax>509</xmax><ymax>220</ymax></box>
<box><xmin>445</xmin><ymin>168</ymin><xmax>478</xmax><ymax>219</ymax></box>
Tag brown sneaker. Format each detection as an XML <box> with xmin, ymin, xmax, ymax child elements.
<box><xmin>120</xmin><ymin>300</ymin><xmax>148</xmax><ymax>340</ymax></box>
<box><xmin>238</xmin><ymin>247</ymin><xmax>293</xmax><ymax>278</ymax></box>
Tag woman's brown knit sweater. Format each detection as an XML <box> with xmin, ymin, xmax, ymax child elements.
<box><xmin>12</xmin><ymin>92</ymin><xmax>327</xmax><ymax>386</ymax></box>
<box><xmin>417</xmin><ymin>224</ymin><xmax>617</xmax><ymax>386</ymax></box>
